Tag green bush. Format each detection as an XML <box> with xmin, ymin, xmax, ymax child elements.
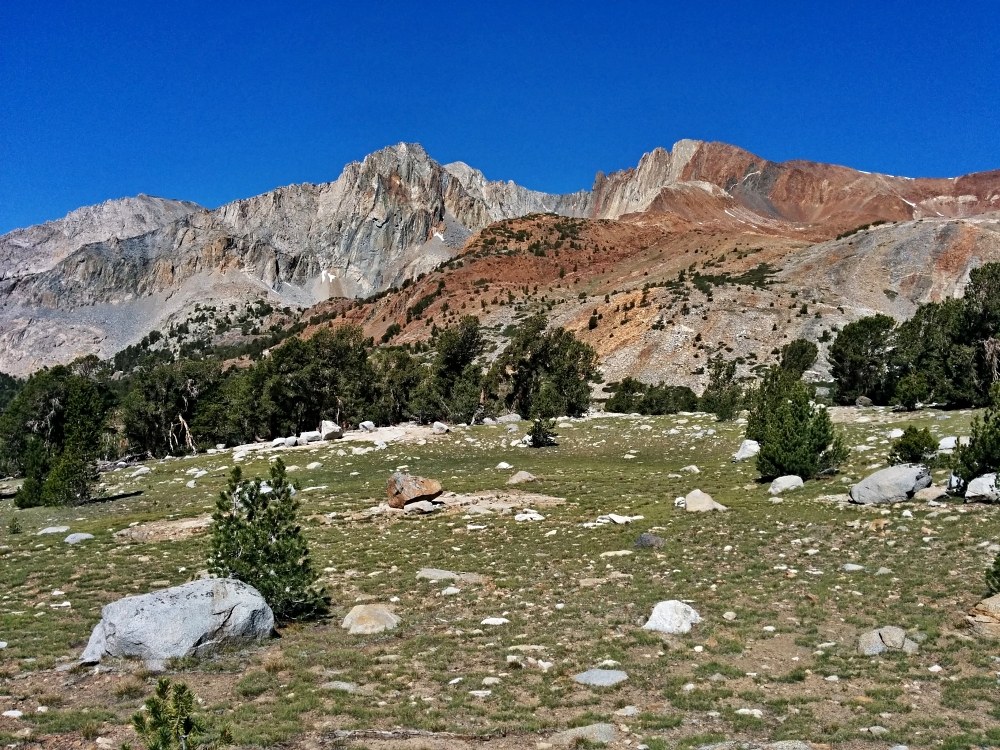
<box><xmin>208</xmin><ymin>459</ymin><xmax>329</xmax><ymax>622</ymax></box>
<box><xmin>888</xmin><ymin>426</ymin><xmax>938</xmax><ymax>465</ymax></box>
<box><xmin>987</xmin><ymin>551</ymin><xmax>1000</xmax><ymax>596</ymax></box>
<box><xmin>699</xmin><ymin>355</ymin><xmax>744</xmax><ymax>422</ymax></box>
<box><xmin>751</xmin><ymin>367</ymin><xmax>848</xmax><ymax>480</ymax></box>
<box><xmin>529</xmin><ymin>418</ymin><xmax>557</xmax><ymax>448</ymax></box>
<box><xmin>132</xmin><ymin>677</ymin><xmax>204</xmax><ymax>750</ymax></box>
<box><xmin>954</xmin><ymin>383</ymin><xmax>1000</xmax><ymax>485</ymax></box>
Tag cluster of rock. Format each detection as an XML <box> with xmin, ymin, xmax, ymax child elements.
<box><xmin>268</xmin><ymin>420</ymin><xmax>343</xmax><ymax>448</ymax></box>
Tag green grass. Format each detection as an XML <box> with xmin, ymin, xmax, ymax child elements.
<box><xmin>0</xmin><ymin>406</ymin><xmax>997</xmax><ymax>747</ymax></box>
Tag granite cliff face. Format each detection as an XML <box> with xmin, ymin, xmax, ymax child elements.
<box><xmin>1</xmin><ymin>139</ymin><xmax>999</xmax><ymax>376</ymax></box>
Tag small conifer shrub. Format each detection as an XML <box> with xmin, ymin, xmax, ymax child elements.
<box><xmin>209</xmin><ymin>459</ymin><xmax>329</xmax><ymax>621</ymax></box>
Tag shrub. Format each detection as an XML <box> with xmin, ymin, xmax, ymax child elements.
<box><xmin>954</xmin><ymin>383</ymin><xmax>1000</xmax><ymax>485</ymax></box>
<box><xmin>888</xmin><ymin>426</ymin><xmax>938</xmax><ymax>465</ymax></box>
<box><xmin>208</xmin><ymin>459</ymin><xmax>329</xmax><ymax>622</ymax></box>
<box><xmin>529</xmin><ymin>418</ymin><xmax>557</xmax><ymax>448</ymax></box>
<box><xmin>987</xmin><ymin>551</ymin><xmax>1000</xmax><ymax>596</ymax></box>
<box><xmin>752</xmin><ymin>369</ymin><xmax>848</xmax><ymax>480</ymax></box>
<box><xmin>131</xmin><ymin>677</ymin><xmax>204</xmax><ymax>750</ymax></box>
<box><xmin>700</xmin><ymin>355</ymin><xmax>744</xmax><ymax>422</ymax></box>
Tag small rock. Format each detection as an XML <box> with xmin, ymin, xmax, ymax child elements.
<box><xmin>64</xmin><ymin>533</ymin><xmax>95</xmax><ymax>545</ymax></box>
<box><xmin>37</xmin><ymin>526</ymin><xmax>70</xmax><ymax>536</ymax></box>
<box><xmin>342</xmin><ymin>604</ymin><xmax>400</xmax><ymax>635</ymax></box>
<box><xmin>683</xmin><ymin>489</ymin><xmax>727</xmax><ymax>512</ymax></box>
<box><xmin>321</xmin><ymin>681</ymin><xmax>358</xmax><ymax>693</ymax></box>
<box><xmin>635</xmin><ymin>532</ymin><xmax>665</xmax><ymax>549</ymax></box>
<box><xmin>507</xmin><ymin>470</ymin><xmax>537</xmax><ymax>485</ymax></box>
<box><xmin>723</xmin><ymin>611</ymin><xmax>737</xmax><ymax>621</ymax></box>
<box><xmin>842</xmin><ymin>563</ymin><xmax>864</xmax><ymax>572</ymax></box>
<box><xmin>732</xmin><ymin>439</ymin><xmax>760</xmax><ymax>462</ymax></box>
<box><xmin>769</xmin><ymin>475</ymin><xmax>804</xmax><ymax>495</ymax></box>
<box><xmin>496</xmin><ymin>461</ymin><xmax>513</xmax><ymax>470</ymax></box>
<box><xmin>572</xmin><ymin>669</ymin><xmax>629</xmax><ymax>687</ymax></box>
<box><xmin>550</xmin><ymin>723</ymin><xmax>618</xmax><ymax>747</ymax></box>
<box><xmin>359</xmin><ymin>421</ymin><xmax>376</xmax><ymax>432</ymax></box>
<box><xmin>643</xmin><ymin>600</ymin><xmax>701</xmax><ymax>634</ymax></box>
<box><xmin>432</xmin><ymin>421</ymin><xmax>450</xmax><ymax>434</ymax></box>
<box><xmin>2</xmin><ymin>710</ymin><xmax>23</xmax><ymax>719</ymax></box>
<box><xmin>481</xmin><ymin>617</ymin><xmax>510</xmax><ymax>626</ymax></box>
<box><xmin>614</xmin><ymin>705</ymin><xmax>640</xmax><ymax>717</ymax></box>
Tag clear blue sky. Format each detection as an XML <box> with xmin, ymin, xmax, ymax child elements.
<box><xmin>2</xmin><ymin>1</ymin><xmax>998</xmax><ymax>234</ymax></box>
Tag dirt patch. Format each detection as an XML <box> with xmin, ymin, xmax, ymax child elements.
<box><xmin>113</xmin><ymin>515</ymin><xmax>212</xmax><ymax>543</ymax></box>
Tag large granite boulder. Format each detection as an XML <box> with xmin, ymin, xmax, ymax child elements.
<box><xmin>965</xmin><ymin>473</ymin><xmax>999</xmax><ymax>503</ymax></box>
<box><xmin>683</xmin><ymin>489</ymin><xmax>727</xmax><ymax>512</ymax></box>
<box><xmin>849</xmin><ymin>464</ymin><xmax>931</xmax><ymax>504</ymax></box>
<box><xmin>386</xmin><ymin>472</ymin><xmax>443</xmax><ymax>509</ymax></box>
<box><xmin>80</xmin><ymin>579</ymin><xmax>273</xmax><ymax>665</ymax></box>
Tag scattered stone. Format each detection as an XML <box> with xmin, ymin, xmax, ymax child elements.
<box><xmin>769</xmin><ymin>475</ymin><xmax>803</xmax><ymax>495</ymax></box>
<box><xmin>550</xmin><ymin>723</ymin><xmax>618</xmax><ymax>747</ymax></box>
<box><xmin>37</xmin><ymin>526</ymin><xmax>70</xmax><ymax>536</ymax></box>
<box><xmin>306</xmin><ymin>461</ymin><xmax>323</xmax><ymax>470</ymax></box>
<box><xmin>403</xmin><ymin>500</ymin><xmax>440</xmax><ymax>514</ymax></box>
<box><xmin>131</xmin><ymin>466</ymin><xmax>151</xmax><ymax>478</ymax></box>
<box><xmin>572</xmin><ymin>669</ymin><xmax>629</xmax><ymax>687</ymax></box>
<box><xmin>297</xmin><ymin>430</ymin><xmax>322</xmax><ymax>445</ymax></box>
<box><xmin>914</xmin><ymin>485</ymin><xmax>948</xmax><ymax>502</ymax></box>
<box><xmin>321</xmin><ymin>680</ymin><xmax>359</xmax><ymax>693</ymax></box>
<box><xmin>858</xmin><ymin>626</ymin><xmax>920</xmax><ymax>655</ymax></box>
<box><xmin>2</xmin><ymin>710</ymin><xmax>23</xmax><ymax>719</ymax></box>
<box><xmin>732</xmin><ymin>439</ymin><xmax>760</xmax><ymax>462</ymax></box>
<box><xmin>507</xmin><ymin>471</ymin><xmax>537</xmax><ymax>485</ymax></box>
<box><xmin>887</xmin><ymin>428</ymin><xmax>905</xmax><ymax>439</ymax></box>
<box><xmin>849</xmin><ymin>464</ymin><xmax>931</xmax><ymax>504</ymax></box>
<box><xmin>967</xmin><ymin>593</ymin><xmax>1000</xmax><ymax>638</ymax></box>
<box><xmin>442</xmin><ymin>587</ymin><xmax>460</xmax><ymax>596</ymax></box>
<box><xmin>386</xmin><ymin>472</ymin><xmax>443</xmax><ymax>509</ymax></box>
<box><xmin>515</xmin><ymin>510</ymin><xmax>545</xmax><ymax>522</ymax></box>
<box><xmin>81</xmin><ymin>579</ymin><xmax>274</xmax><ymax>665</ymax></box>
<box><xmin>965</xmin><ymin>473</ymin><xmax>999</xmax><ymax>503</ymax></box>
<box><xmin>635</xmin><ymin>532</ymin><xmax>665</xmax><ymax>549</ymax></box>
<box><xmin>0</xmin><ymin>641</ymin><xmax>7</xmax><ymax>649</ymax></box>
<box><xmin>723</xmin><ymin>611</ymin><xmax>737</xmax><ymax>621</ymax></box>
<box><xmin>614</xmin><ymin>705</ymin><xmax>640</xmax><ymax>717</ymax></box>
<box><xmin>342</xmin><ymin>604</ymin><xmax>400</xmax><ymax>635</ymax></box>
<box><xmin>320</xmin><ymin>420</ymin><xmax>343</xmax><ymax>440</ymax></box>
<box><xmin>64</xmin><ymin>533</ymin><xmax>94</xmax><ymax>545</ymax></box>
<box><xmin>468</xmin><ymin>690</ymin><xmax>492</xmax><ymax>699</ymax></box>
<box><xmin>683</xmin><ymin>489</ymin><xmax>727</xmax><ymax>512</ymax></box>
<box><xmin>643</xmin><ymin>600</ymin><xmax>701</xmax><ymax>634</ymax></box>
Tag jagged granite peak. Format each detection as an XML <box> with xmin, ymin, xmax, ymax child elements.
<box><xmin>1</xmin><ymin>138</ymin><xmax>999</xmax><ymax>376</ymax></box>
<box><xmin>0</xmin><ymin>195</ymin><xmax>202</xmax><ymax>281</ymax></box>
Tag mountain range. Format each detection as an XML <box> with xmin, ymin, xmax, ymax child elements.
<box><xmin>2</xmin><ymin>139</ymin><xmax>999</xmax><ymax>384</ymax></box>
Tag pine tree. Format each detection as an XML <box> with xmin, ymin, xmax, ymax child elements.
<box><xmin>754</xmin><ymin>372</ymin><xmax>847</xmax><ymax>480</ymax></box>
<box><xmin>208</xmin><ymin>459</ymin><xmax>328</xmax><ymax>621</ymax></box>
<box><xmin>132</xmin><ymin>678</ymin><xmax>204</xmax><ymax>750</ymax></box>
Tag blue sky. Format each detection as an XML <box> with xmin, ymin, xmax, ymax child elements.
<box><xmin>2</xmin><ymin>1</ymin><xmax>998</xmax><ymax>234</ymax></box>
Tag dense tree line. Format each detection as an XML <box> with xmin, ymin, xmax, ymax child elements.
<box><xmin>0</xmin><ymin>314</ymin><xmax>599</xmax><ymax>506</ymax></box>
<box><xmin>830</xmin><ymin>263</ymin><xmax>1000</xmax><ymax>408</ymax></box>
